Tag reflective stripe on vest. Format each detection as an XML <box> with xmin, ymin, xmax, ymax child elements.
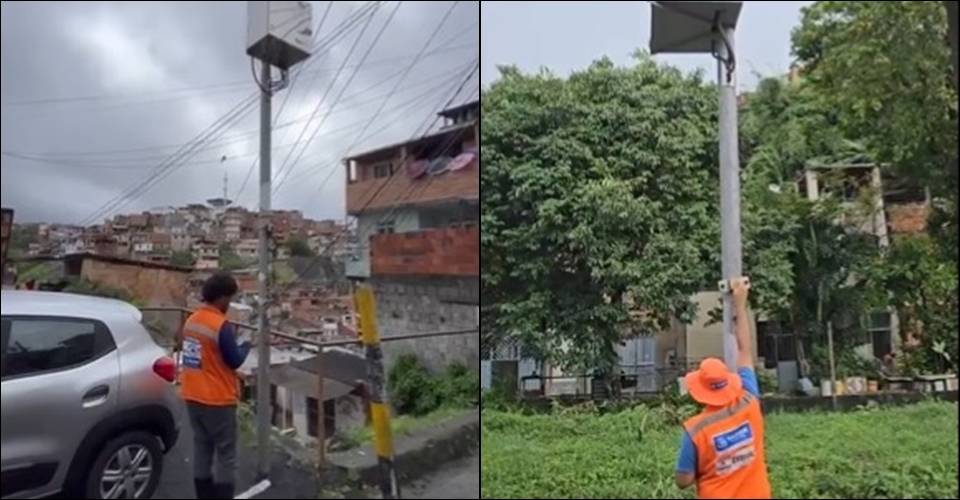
<box><xmin>179</xmin><ymin>306</ymin><xmax>240</xmax><ymax>406</ymax></box>
<box><xmin>685</xmin><ymin>393</ymin><xmax>755</xmax><ymax>436</ymax></box>
<box><xmin>683</xmin><ymin>391</ymin><xmax>772</xmax><ymax>499</ymax></box>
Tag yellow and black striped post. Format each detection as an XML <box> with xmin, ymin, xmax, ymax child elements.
<box><xmin>355</xmin><ymin>285</ymin><xmax>401</xmax><ymax>499</ymax></box>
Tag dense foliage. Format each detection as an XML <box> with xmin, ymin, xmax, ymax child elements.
<box><xmin>482</xmin><ymin>55</ymin><xmax>720</xmax><ymax>372</ymax></box>
<box><xmin>286</xmin><ymin>237</ymin><xmax>315</xmax><ymax>258</ymax></box>
<box><xmin>481</xmin><ymin>2</ymin><xmax>958</xmax><ymax>378</ymax></box>
<box><xmin>481</xmin><ymin>402</ymin><xmax>959</xmax><ymax>499</ymax></box>
<box><xmin>791</xmin><ymin>1</ymin><xmax>958</xmax><ymax>194</ymax></box>
<box><xmin>861</xmin><ymin>235</ymin><xmax>959</xmax><ymax>374</ymax></box>
<box><xmin>387</xmin><ymin>354</ymin><xmax>478</xmax><ymax>416</ymax></box>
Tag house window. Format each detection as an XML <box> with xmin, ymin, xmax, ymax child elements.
<box><xmin>373</xmin><ymin>162</ymin><xmax>392</xmax><ymax>179</ymax></box>
<box><xmin>307</xmin><ymin>397</ymin><xmax>336</xmax><ymax>437</ymax></box>
<box><xmin>756</xmin><ymin>320</ymin><xmax>796</xmax><ymax>369</ymax></box>
<box><xmin>377</xmin><ymin>220</ymin><xmax>395</xmax><ymax>234</ymax></box>
<box><xmin>866</xmin><ymin>311</ymin><xmax>892</xmax><ymax>359</ymax></box>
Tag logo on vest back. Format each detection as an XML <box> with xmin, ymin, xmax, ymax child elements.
<box><xmin>182</xmin><ymin>337</ymin><xmax>202</xmax><ymax>369</ymax></box>
<box><xmin>712</xmin><ymin>422</ymin><xmax>753</xmax><ymax>452</ymax></box>
<box><xmin>712</xmin><ymin>422</ymin><xmax>755</xmax><ymax>476</ymax></box>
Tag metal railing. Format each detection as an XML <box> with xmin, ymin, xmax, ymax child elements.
<box><xmin>140</xmin><ymin>306</ymin><xmax>478</xmax><ymax>473</ymax></box>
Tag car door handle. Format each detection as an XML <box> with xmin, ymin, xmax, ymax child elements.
<box><xmin>82</xmin><ymin>385</ymin><xmax>110</xmax><ymax>408</ymax></box>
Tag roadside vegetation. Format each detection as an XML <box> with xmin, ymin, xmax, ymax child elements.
<box><xmin>481</xmin><ymin>401</ymin><xmax>959</xmax><ymax>499</ymax></box>
<box><xmin>332</xmin><ymin>354</ymin><xmax>479</xmax><ymax>451</ymax></box>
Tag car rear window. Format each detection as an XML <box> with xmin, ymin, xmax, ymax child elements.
<box><xmin>1</xmin><ymin>317</ymin><xmax>116</xmax><ymax>380</ymax></box>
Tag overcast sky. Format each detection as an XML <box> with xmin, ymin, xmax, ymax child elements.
<box><xmin>1</xmin><ymin>1</ymin><xmax>479</xmax><ymax>224</ymax></box>
<box><xmin>481</xmin><ymin>1</ymin><xmax>811</xmax><ymax>89</ymax></box>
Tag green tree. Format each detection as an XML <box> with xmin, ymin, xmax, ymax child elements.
<box><xmin>861</xmin><ymin>234</ymin><xmax>959</xmax><ymax>374</ymax></box>
<box><xmin>739</xmin><ymin>75</ymin><xmax>882</xmax><ymax>374</ymax></box>
<box><xmin>792</xmin><ymin>1</ymin><xmax>958</xmax><ymax>193</ymax></box>
<box><xmin>218</xmin><ymin>243</ymin><xmax>249</xmax><ymax>271</ymax></box>
<box><xmin>286</xmin><ymin>237</ymin><xmax>315</xmax><ymax>258</ymax></box>
<box><xmin>169</xmin><ymin>250</ymin><xmax>194</xmax><ymax>267</ymax></box>
<box><xmin>8</xmin><ymin>224</ymin><xmax>38</xmax><ymax>257</ymax></box>
<box><xmin>482</xmin><ymin>55</ymin><xmax>720</xmax><ymax>373</ymax></box>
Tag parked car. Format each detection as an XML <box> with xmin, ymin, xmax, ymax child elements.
<box><xmin>1</xmin><ymin>291</ymin><xmax>181</xmax><ymax>499</ymax></box>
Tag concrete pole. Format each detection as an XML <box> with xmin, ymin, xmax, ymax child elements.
<box><xmin>717</xmin><ymin>26</ymin><xmax>742</xmax><ymax>371</ymax></box>
<box><xmin>256</xmin><ymin>60</ymin><xmax>272</xmax><ymax>480</ymax></box>
<box><xmin>827</xmin><ymin>321</ymin><xmax>837</xmax><ymax>411</ymax></box>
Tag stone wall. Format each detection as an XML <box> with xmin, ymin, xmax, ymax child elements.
<box><xmin>371</xmin><ymin>276</ymin><xmax>479</xmax><ymax>373</ymax></box>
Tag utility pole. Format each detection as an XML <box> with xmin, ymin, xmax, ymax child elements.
<box><xmin>247</xmin><ymin>1</ymin><xmax>312</xmax><ymax>478</ymax></box>
<box><xmin>716</xmin><ymin>23</ymin><xmax>742</xmax><ymax>371</ymax></box>
<box><xmin>256</xmin><ymin>59</ymin><xmax>272</xmax><ymax>480</ymax></box>
<box><xmin>650</xmin><ymin>2</ymin><xmax>744</xmax><ymax>370</ymax></box>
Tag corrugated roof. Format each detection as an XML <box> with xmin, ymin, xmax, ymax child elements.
<box><xmin>269</xmin><ymin>363</ymin><xmax>356</xmax><ymax>401</ymax></box>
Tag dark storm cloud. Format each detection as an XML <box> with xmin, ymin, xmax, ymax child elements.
<box><xmin>1</xmin><ymin>1</ymin><xmax>479</xmax><ymax>224</ymax></box>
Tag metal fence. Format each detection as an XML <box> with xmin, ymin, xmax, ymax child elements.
<box><xmin>139</xmin><ymin>306</ymin><xmax>478</xmax><ymax>471</ymax></box>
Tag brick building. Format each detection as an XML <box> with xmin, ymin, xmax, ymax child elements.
<box><xmin>343</xmin><ymin>100</ymin><xmax>479</xmax><ymax>372</ymax></box>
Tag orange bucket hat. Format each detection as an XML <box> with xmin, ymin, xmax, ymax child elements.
<box><xmin>684</xmin><ymin>357</ymin><xmax>743</xmax><ymax>407</ymax></box>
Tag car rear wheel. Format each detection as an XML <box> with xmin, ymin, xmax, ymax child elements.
<box><xmin>84</xmin><ymin>431</ymin><xmax>163</xmax><ymax>499</ymax></box>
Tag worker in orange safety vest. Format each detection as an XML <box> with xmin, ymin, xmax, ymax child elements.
<box><xmin>675</xmin><ymin>277</ymin><xmax>772</xmax><ymax>499</ymax></box>
<box><xmin>180</xmin><ymin>272</ymin><xmax>251</xmax><ymax>499</ymax></box>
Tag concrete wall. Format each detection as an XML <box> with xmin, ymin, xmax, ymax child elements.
<box><xmin>371</xmin><ymin>276</ymin><xmax>479</xmax><ymax>373</ymax></box>
<box><xmin>80</xmin><ymin>258</ymin><xmax>190</xmax><ymax>307</ymax></box>
<box><xmin>684</xmin><ymin>291</ymin><xmax>758</xmax><ymax>365</ymax></box>
<box><xmin>655</xmin><ymin>317</ymin><xmax>686</xmax><ymax>367</ymax></box>
<box><xmin>347</xmin><ymin>208</ymin><xmax>420</xmax><ymax>279</ymax></box>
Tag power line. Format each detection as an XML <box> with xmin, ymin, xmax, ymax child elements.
<box><xmin>272</xmin><ymin>64</ymin><xmax>476</xmax><ymax>200</ymax></box>
<box><xmin>234</xmin><ymin>0</ymin><xmax>341</xmax><ymax>207</ymax></box>
<box><xmin>0</xmin><ymin>2</ymin><xmax>384</xmax><ymax>110</ymax></box>
<box><xmin>272</xmin><ymin>4</ymin><xmax>470</xmax><ymax>196</ymax></box>
<box><xmin>77</xmin><ymin>93</ymin><xmax>260</xmax><ymax>226</ymax></box>
<box><xmin>277</xmin><ymin>60</ymin><xmax>478</xmax><ymax>293</ymax></box>
<box><xmin>272</xmin><ymin>1</ymin><xmax>403</xmax><ymax>195</ymax></box>
<box><xmin>238</xmin><ymin>0</ymin><xmax>384</xmax><ymax>203</ymax></box>
<box><xmin>2</xmin><ymin>45</ymin><xmax>472</xmax><ymax>162</ymax></box>
<box><xmin>273</xmin><ymin>0</ymin><xmax>460</xmax><ymax>194</ymax></box>
<box><xmin>238</xmin><ymin>59</ymin><xmax>475</xmax><ymax>205</ymax></box>
<box><xmin>76</xmin><ymin>1</ymin><xmax>387</xmax><ymax>226</ymax></box>
<box><xmin>55</xmin><ymin>2</ymin><xmax>381</xmax><ymax>227</ymax></box>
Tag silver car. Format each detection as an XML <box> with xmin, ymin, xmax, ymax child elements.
<box><xmin>1</xmin><ymin>291</ymin><xmax>182</xmax><ymax>499</ymax></box>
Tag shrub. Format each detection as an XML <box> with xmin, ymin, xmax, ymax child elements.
<box><xmin>387</xmin><ymin>354</ymin><xmax>479</xmax><ymax>416</ymax></box>
<box><xmin>388</xmin><ymin>354</ymin><xmax>438</xmax><ymax>416</ymax></box>
<box><xmin>755</xmin><ymin>369</ymin><xmax>779</xmax><ymax>394</ymax></box>
<box><xmin>436</xmin><ymin>362</ymin><xmax>480</xmax><ymax>407</ymax></box>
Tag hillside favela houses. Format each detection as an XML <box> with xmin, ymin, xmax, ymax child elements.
<box><xmin>7</xmin><ymin>199</ymin><xmax>351</xmax><ymax>328</ymax></box>
<box><xmin>344</xmin><ymin>99</ymin><xmax>480</xmax><ymax>373</ymax></box>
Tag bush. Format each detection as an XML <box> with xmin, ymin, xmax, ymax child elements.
<box><xmin>436</xmin><ymin>362</ymin><xmax>480</xmax><ymax>407</ymax></box>
<box><xmin>388</xmin><ymin>355</ymin><xmax>438</xmax><ymax>415</ymax></box>
<box><xmin>755</xmin><ymin>369</ymin><xmax>779</xmax><ymax>394</ymax></box>
<box><xmin>387</xmin><ymin>355</ymin><xmax>479</xmax><ymax>416</ymax></box>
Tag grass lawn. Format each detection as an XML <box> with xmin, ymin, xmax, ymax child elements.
<box><xmin>481</xmin><ymin>401</ymin><xmax>958</xmax><ymax>499</ymax></box>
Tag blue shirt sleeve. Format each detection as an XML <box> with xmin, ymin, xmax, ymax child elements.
<box><xmin>738</xmin><ymin>367</ymin><xmax>760</xmax><ymax>398</ymax></box>
<box><xmin>218</xmin><ymin>322</ymin><xmax>250</xmax><ymax>370</ymax></box>
<box><xmin>676</xmin><ymin>431</ymin><xmax>697</xmax><ymax>474</ymax></box>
